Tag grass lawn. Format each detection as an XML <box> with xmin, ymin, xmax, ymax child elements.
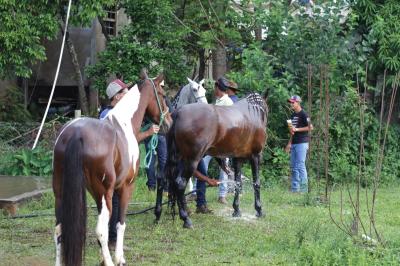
<box><xmin>0</xmin><ymin>175</ymin><xmax>399</xmax><ymax>265</ymax></box>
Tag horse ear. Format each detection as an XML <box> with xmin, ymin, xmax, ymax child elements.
<box><xmin>199</xmin><ymin>79</ymin><xmax>205</xmax><ymax>86</ymax></box>
<box><xmin>140</xmin><ymin>68</ymin><xmax>148</xmax><ymax>80</ymax></box>
<box><xmin>154</xmin><ymin>73</ymin><xmax>164</xmax><ymax>85</ymax></box>
<box><xmin>187</xmin><ymin>77</ymin><xmax>194</xmax><ymax>84</ymax></box>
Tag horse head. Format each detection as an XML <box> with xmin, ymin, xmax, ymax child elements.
<box><xmin>187</xmin><ymin>77</ymin><xmax>207</xmax><ymax>104</ymax></box>
<box><xmin>139</xmin><ymin>73</ymin><xmax>172</xmax><ymax>133</ymax></box>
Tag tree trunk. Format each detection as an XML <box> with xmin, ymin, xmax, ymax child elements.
<box><xmin>198</xmin><ymin>48</ymin><xmax>206</xmax><ymax>81</ymax></box>
<box><xmin>212</xmin><ymin>44</ymin><xmax>227</xmax><ymax>79</ymax></box>
<box><xmin>65</xmin><ymin>30</ymin><xmax>89</xmax><ymax>115</ymax></box>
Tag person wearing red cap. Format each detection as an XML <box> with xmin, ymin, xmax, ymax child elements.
<box><xmin>99</xmin><ymin>79</ymin><xmax>159</xmax><ymax>249</ymax></box>
<box><xmin>285</xmin><ymin>95</ymin><xmax>313</xmax><ymax>193</ymax></box>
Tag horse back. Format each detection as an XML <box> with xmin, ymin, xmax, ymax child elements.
<box><xmin>207</xmin><ymin>103</ymin><xmax>266</xmax><ymax>158</ymax></box>
<box><xmin>53</xmin><ymin>118</ymin><xmax>133</xmax><ymax>195</ymax></box>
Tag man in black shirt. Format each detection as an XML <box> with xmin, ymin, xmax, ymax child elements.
<box><xmin>285</xmin><ymin>95</ymin><xmax>313</xmax><ymax>192</ymax></box>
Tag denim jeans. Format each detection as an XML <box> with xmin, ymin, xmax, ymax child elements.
<box><xmin>144</xmin><ymin>135</ymin><xmax>167</xmax><ymax>189</ymax></box>
<box><xmin>195</xmin><ymin>159</ymin><xmax>207</xmax><ymax>207</ymax></box>
<box><xmin>203</xmin><ymin>155</ymin><xmax>228</xmax><ymax>198</ymax></box>
<box><xmin>290</xmin><ymin>143</ymin><xmax>309</xmax><ymax>192</ymax></box>
<box><xmin>108</xmin><ymin>193</ymin><xmax>119</xmax><ymax>242</ymax></box>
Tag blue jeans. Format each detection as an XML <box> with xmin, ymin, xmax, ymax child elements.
<box><xmin>196</xmin><ymin>159</ymin><xmax>207</xmax><ymax>207</ymax></box>
<box><xmin>144</xmin><ymin>135</ymin><xmax>167</xmax><ymax>189</ymax></box>
<box><xmin>290</xmin><ymin>143</ymin><xmax>309</xmax><ymax>192</ymax></box>
<box><xmin>108</xmin><ymin>193</ymin><xmax>119</xmax><ymax>242</ymax></box>
<box><xmin>203</xmin><ymin>155</ymin><xmax>228</xmax><ymax>198</ymax></box>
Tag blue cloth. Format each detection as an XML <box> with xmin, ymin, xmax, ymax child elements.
<box><xmin>108</xmin><ymin>192</ymin><xmax>119</xmax><ymax>242</ymax></box>
<box><xmin>144</xmin><ymin>134</ymin><xmax>167</xmax><ymax>189</ymax></box>
<box><xmin>229</xmin><ymin>95</ymin><xmax>239</xmax><ymax>103</ymax></box>
<box><xmin>195</xmin><ymin>159</ymin><xmax>207</xmax><ymax>207</ymax></box>
<box><xmin>290</xmin><ymin>143</ymin><xmax>309</xmax><ymax>192</ymax></box>
<box><xmin>99</xmin><ymin>106</ymin><xmax>112</xmax><ymax>119</ymax></box>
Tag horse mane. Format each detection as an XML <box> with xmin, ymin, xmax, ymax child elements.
<box><xmin>170</xmin><ymin>86</ymin><xmax>184</xmax><ymax>110</ymax></box>
<box><xmin>171</xmin><ymin>83</ymin><xmax>196</xmax><ymax>111</ymax></box>
<box><xmin>245</xmin><ymin>93</ymin><xmax>268</xmax><ymax>114</ymax></box>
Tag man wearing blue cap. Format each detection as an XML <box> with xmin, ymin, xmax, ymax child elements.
<box><xmin>285</xmin><ymin>95</ymin><xmax>313</xmax><ymax>193</ymax></box>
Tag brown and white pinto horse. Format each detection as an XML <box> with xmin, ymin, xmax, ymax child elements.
<box><xmin>52</xmin><ymin>74</ymin><xmax>172</xmax><ymax>266</ymax></box>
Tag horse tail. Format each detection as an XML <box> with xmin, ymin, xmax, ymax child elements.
<box><xmin>165</xmin><ymin>116</ymin><xmax>179</xmax><ymax>218</ymax></box>
<box><xmin>61</xmin><ymin>136</ymin><xmax>87</xmax><ymax>266</ymax></box>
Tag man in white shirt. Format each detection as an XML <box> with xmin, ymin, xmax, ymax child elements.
<box><xmin>203</xmin><ymin>77</ymin><xmax>234</xmax><ymax>204</ymax></box>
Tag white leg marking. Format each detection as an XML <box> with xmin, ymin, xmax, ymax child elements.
<box><xmin>114</xmin><ymin>222</ymin><xmax>126</xmax><ymax>265</ymax></box>
<box><xmin>188</xmin><ymin>178</ymin><xmax>193</xmax><ymax>193</ymax></box>
<box><xmin>96</xmin><ymin>196</ymin><xmax>114</xmax><ymax>266</ymax></box>
<box><xmin>54</xmin><ymin>224</ymin><xmax>62</xmax><ymax>266</ymax></box>
<box><xmin>102</xmin><ymin>173</ymin><xmax>106</xmax><ymax>182</ymax></box>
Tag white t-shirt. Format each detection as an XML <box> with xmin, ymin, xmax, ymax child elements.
<box><xmin>216</xmin><ymin>94</ymin><xmax>233</xmax><ymax>106</ymax></box>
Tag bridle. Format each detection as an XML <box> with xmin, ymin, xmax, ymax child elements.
<box><xmin>148</xmin><ymin>78</ymin><xmax>169</xmax><ymax>126</ymax></box>
<box><xmin>189</xmin><ymin>83</ymin><xmax>207</xmax><ymax>102</ymax></box>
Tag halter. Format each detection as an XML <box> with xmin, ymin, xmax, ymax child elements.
<box><xmin>189</xmin><ymin>84</ymin><xmax>207</xmax><ymax>101</ymax></box>
<box><xmin>144</xmin><ymin>78</ymin><xmax>169</xmax><ymax>169</ymax></box>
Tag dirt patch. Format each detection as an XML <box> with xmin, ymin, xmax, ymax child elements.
<box><xmin>215</xmin><ymin>206</ymin><xmax>259</xmax><ymax>223</ymax></box>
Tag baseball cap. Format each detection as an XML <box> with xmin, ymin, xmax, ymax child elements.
<box><xmin>288</xmin><ymin>95</ymin><xmax>302</xmax><ymax>103</ymax></box>
<box><xmin>215</xmin><ymin>77</ymin><xmax>238</xmax><ymax>92</ymax></box>
<box><xmin>106</xmin><ymin>79</ymin><xmax>128</xmax><ymax>99</ymax></box>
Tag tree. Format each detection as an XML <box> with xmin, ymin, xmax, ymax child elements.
<box><xmin>0</xmin><ymin>1</ymin><xmax>59</xmax><ymax>78</ymax></box>
<box><xmin>0</xmin><ymin>0</ymin><xmax>116</xmax><ymax>115</ymax></box>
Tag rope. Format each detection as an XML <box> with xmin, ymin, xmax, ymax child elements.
<box><xmin>32</xmin><ymin>0</ymin><xmax>73</xmax><ymax>150</ymax></box>
<box><xmin>143</xmin><ymin>79</ymin><xmax>167</xmax><ymax>168</ymax></box>
<box><xmin>8</xmin><ymin>190</ymin><xmax>198</xmax><ymax>219</ymax></box>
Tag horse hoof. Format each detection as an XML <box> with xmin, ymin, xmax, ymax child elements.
<box><xmin>232</xmin><ymin>210</ymin><xmax>241</xmax><ymax>217</ymax></box>
<box><xmin>256</xmin><ymin>211</ymin><xmax>264</xmax><ymax>218</ymax></box>
<box><xmin>183</xmin><ymin>219</ymin><xmax>193</xmax><ymax>229</ymax></box>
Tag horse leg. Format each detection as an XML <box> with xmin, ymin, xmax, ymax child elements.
<box><xmin>175</xmin><ymin>163</ymin><xmax>193</xmax><ymax>228</ymax></box>
<box><xmin>232</xmin><ymin>158</ymin><xmax>242</xmax><ymax>217</ymax></box>
<box><xmin>250</xmin><ymin>154</ymin><xmax>263</xmax><ymax>217</ymax></box>
<box><xmin>154</xmin><ymin>134</ymin><xmax>168</xmax><ymax>223</ymax></box>
<box><xmin>95</xmin><ymin>191</ymin><xmax>114</xmax><ymax>266</ymax></box>
<box><xmin>154</xmin><ymin>171</ymin><xmax>165</xmax><ymax>223</ymax></box>
<box><xmin>114</xmin><ymin>184</ymin><xmax>134</xmax><ymax>266</ymax></box>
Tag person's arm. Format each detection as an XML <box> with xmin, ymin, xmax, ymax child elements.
<box><xmin>193</xmin><ymin>170</ymin><xmax>218</xmax><ymax>186</ymax></box>
<box><xmin>291</xmin><ymin>124</ymin><xmax>313</xmax><ymax>133</ymax></box>
<box><xmin>285</xmin><ymin>135</ymin><xmax>293</xmax><ymax>153</ymax></box>
<box><xmin>137</xmin><ymin>125</ymin><xmax>160</xmax><ymax>143</ymax></box>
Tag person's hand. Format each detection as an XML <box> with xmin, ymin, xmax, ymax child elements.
<box><xmin>290</xmin><ymin>127</ymin><xmax>296</xmax><ymax>135</ymax></box>
<box><xmin>206</xmin><ymin>178</ymin><xmax>219</xmax><ymax>187</ymax></box>
<box><xmin>148</xmin><ymin>125</ymin><xmax>160</xmax><ymax>135</ymax></box>
<box><xmin>285</xmin><ymin>143</ymin><xmax>291</xmax><ymax>153</ymax></box>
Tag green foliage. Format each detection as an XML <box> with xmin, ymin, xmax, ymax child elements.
<box><xmin>0</xmin><ymin>86</ymin><xmax>32</xmax><ymax>122</ymax></box>
<box><xmin>87</xmin><ymin>0</ymin><xmax>192</xmax><ymax>94</ymax></box>
<box><xmin>0</xmin><ymin>1</ymin><xmax>59</xmax><ymax>78</ymax></box>
<box><xmin>1</xmin><ymin>183</ymin><xmax>400</xmax><ymax>264</ymax></box>
<box><xmin>2</xmin><ymin>147</ymin><xmax>52</xmax><ymax>177</ymax></box>
<box><xmin>355</xmin><ymin>0</ymin><xmax>400</xmax><ymax>72</ymax></box>
<box><xmin>0</xmin><ymin>0</ymin><xmax>116</xmax><ymax>78</ymax></box>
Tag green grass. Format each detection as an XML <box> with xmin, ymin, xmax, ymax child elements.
<box><xmin>0</xmin><ymin>176</ymin><xmax>399</xmax><ymax>265</ymax></box>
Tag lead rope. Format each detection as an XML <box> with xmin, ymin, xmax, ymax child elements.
<box><xmin>143</xmin><ymin>79</ymin><xmax>167</xmax><ymax>168</ymax></box>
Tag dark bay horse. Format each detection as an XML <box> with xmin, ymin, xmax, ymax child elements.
<box><xmin>164</xmin><ymin>93</ymin><xmax>268</xmax><ymax>228</ymax></box>
<box><xmin>52</xmin><ymin>75</ymin><xmax>172</xmax><ymax>266</ymax></box>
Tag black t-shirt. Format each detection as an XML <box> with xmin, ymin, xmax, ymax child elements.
<box><xmin>291</xmin><ymin>109</ymin><xmax>310</xmax><ymax>144</ymax></box>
